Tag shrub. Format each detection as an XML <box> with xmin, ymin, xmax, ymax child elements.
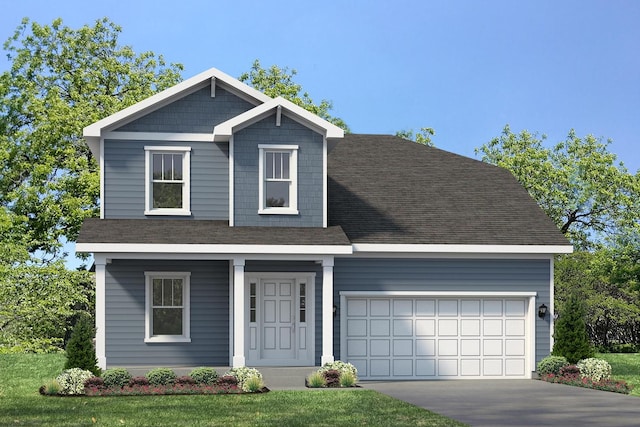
<box><xmin>552</xmin><ymin>293</ymin><xmax>594</xmax><ymax>363</ymax></box>
<box><xmin>129</xmin><ymin>376</ymin><xmax>150</xmax><ymax>387</ymax></box>
<box><xmin>537</xmin><ymin>355</ymin><xmax>569</xmax><ymax>375</ymax></box>
<box><xmin>578</xmin><ymin>358</ymin><xmax>612</xmax><ymax>382</ymax></box>
<box><xmin>306</xmin><ymin>371</ymin><xmax>326</xmax><ymax>388</ymax></box>
<box><xmin>146</xmin><ymin>368</ymin><xmax>177</xmax><ymax>386</ymax></box>
<box><xmin>322</xmin><ymin>369</ymin><xmax>341</xmax><ymax>387</ymax></box>
<box><xmin>339</xmin><ymin>371</ymin><xmax>357</xmax><ymax>387</ymax></box>
<box><xmin>176</xmin><ymin>376</ymin><xmax>196</xmax><ymax>385</ymax></box>
<box><xmin>84</xmin><ymin>376</ymin><xmax>105</xmax><ymax>390</ymax></box>
<box><xmin>318</xmin><ymin>361</ymin><xmax>358</xmax><ymax>381</ymax></box>
<box><xmin>189</xmin><ymin>367</ymin><xmax>218</xmax><ymax>385</ymax></box>
<box><xmin>558</xmin><ymin>365</ymin><xmax>581</xmax><ymax>378</ymax></box>
<box><xmin>56</xmin><ymin>368</ymin><xmax>93</xmax><ymax>395</ymax></box>
<box><xmin>225</xmin><ymin>367</ymin><xmax>263</xmax><ymax>389</ymax></box>
<box><xmin>64</xmin><ymin>313</ymin><xmax>100</xmax><ymax>376</ymax></box>
<box><xmin>102</xmin><ymin>368</ymin><xmax>132</xmax><ymax>389</ymax></box>
<box><xmin>217</xmin><ymin>375</ymin><xmax>239</xmax><ymax>388</ymax></box>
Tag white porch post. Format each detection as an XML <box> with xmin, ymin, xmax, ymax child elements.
<box><xmin>232</xmin><ymin>257</ymin><xmax>246</xmax><ymax>367</ymax></box>
<box><xmin>94</xmin><ymin>255</ymin><xmax>107</xmax><ymax>370</ymax></box>
<box><xmin>321</xmin><ymin>256</ymin><xmax>335</xmax><ymax>365</ymax></box>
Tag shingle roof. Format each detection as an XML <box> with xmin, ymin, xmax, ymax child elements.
<box><xmin>327</xmin><ymin>134</ymin><xmax>570</xmax><ymax>246</ymax></box>
<box><xmin>77</xmin><ymin>218</ymin><xmax>351</xmax><ymax>246</ymax></box>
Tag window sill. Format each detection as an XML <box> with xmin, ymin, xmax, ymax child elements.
<box><xmin>145</xmin><ymin>209</ymin><xmax>192</xmax><ymax>216</ymax></box>
<box><xmin>258</xmin><ymin>208</ymin><xmax>299</xmax><ymax>215</ymax></box>
<box><xmin>144</xmin><ymin>336</ymin><xmax>191</xmax><ymax>343</ymax></box>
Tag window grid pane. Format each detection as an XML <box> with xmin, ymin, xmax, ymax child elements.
<box><xmin>151</xmin><ymin>276</ymin><xmax>184</xmax><ymax>336</ymax></box>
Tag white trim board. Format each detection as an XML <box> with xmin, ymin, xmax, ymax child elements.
<box><xmin>75</xmin><ymin>243</ymin><xmax>353</xmax><ymax>255</ymax></box>
<box><xmin>352</xmin><ymin>244</ymin><xmax>573</xmax><ymax>254</ymax></box>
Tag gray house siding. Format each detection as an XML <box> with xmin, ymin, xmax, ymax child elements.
<box><xmin>104</xmin><ymin>259</ymin><xmax>230</xmax><ymax>367</ymax></box>
<box><xmin>245</xmin><ymin>261</ymin><xmax>324</xmax><ymax>365</ymax></box>
<box><xmin>233</xmin><ymin>114</ymin><xmax>324</xmax><ymax>227</ymax></box>
<box><xmin>104</xmin><ymin>140</ymin><xmax>229</xmax><ymax>219</ymax></box>
<box><xmin>116</xmin><ymin>86</ymin><xmax>255</xmax><ymax>133</ymax></box>
<box><xmin>332</xmin><ymin>257</ymin><xmax>552</xmax><ymax>365</ymax></box>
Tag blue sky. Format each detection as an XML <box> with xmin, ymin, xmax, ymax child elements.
<box><xmin>2</xmin><ymin>0</ymin><xmax>639</xmax><ymax>266</ymax></box>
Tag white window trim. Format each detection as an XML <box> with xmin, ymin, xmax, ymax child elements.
<box><xmin>144</xmin><ymin>271</ymin><xmax>191</xmax><ymax>343</ymax></box>
<box><xmin>144</xmin><ymin>146</ymin><xmax>191</xmax><ymax>216</ymax></box>
<box><xmin>258</xmin><ymin>144</ymin><xmax>298</xmax><ymax>215</ymax></box>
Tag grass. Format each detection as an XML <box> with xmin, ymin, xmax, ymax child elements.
<box><xmin>597</xmin><ymin>353</ymin><xmax>640</xmax><ymax>396</ymax></box>
<box><xmin>0</xmin><ymin>354</ymin><xmax>466</xmax><ymax>426</ymax></box>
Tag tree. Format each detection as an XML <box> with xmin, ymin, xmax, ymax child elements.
<box><xmin>239</xmin><ymin>59</ymin><xmax>349</xmax><ymax>132</ymax></box>
<box><xmin>64</xmin><ymin>312</ymin><xmax>100</xmax><ymax>375</ymax></box>
<box><xmin>395</xmin><ymin>127</ymin><xmax>436</xmax><ymax>147</ymax></box>
<box><xmin>0</xmin><ymin>17</ymin><xmax>183</xmax><ymax>258</ymax></box>
<box><xmin>0</xmin><ymin>17</ymin><xmax>183</xmax><ymax>352</ymax></box>
<box><xmin>552</xmin><ymin>292</ymin><xmax>594</xmax><ymax>363</ymax></box>
<box><xmin>476</xmin><ymin>125</ymin><xmax>640</xmax><ymax>249</ymax></box>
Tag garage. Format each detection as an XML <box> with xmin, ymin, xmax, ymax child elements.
<box><xmin>340</xmin><ymin>292</ymin><xmax>535</xmax><ymax>380</ymax></box>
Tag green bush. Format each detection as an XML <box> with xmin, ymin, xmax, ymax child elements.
<box><xmin>64</xmin><ymin>313</ymin><xmax>100</xmax><ymax>376</ymax></box>
<box><xmin>102</xmin><ymin>368</ymin><xmax>132</xmax><ymax>388</ymax></box>
<box><xmin>189</xmin><ymin>367</ymin><xmax>218</xmax><ymax>385</ymax></box>
<box><xmin>306</xmin><ymin>371</ymin><xmax>326</xmax><ymax>388</ymax></box>
<box><xmin>242</xmin><ymin>375</ymin><xmax>265</xmax><ymax>392</ymax></box>
<box><xmin>537</xmin><ymin>355</ymin><xmax>569</xmax><ymax>375</ymax></box>
<box><xmin>339</xmin><ymin>371</ymin><xmax>357</xmax><ymax>387</ymax></box>
<box><xmin>225</xmin><ymin>367</ymin><xmax>263</xmax><ymax>390</ymax></box>
<box><xmin>146</xmin><ymin>368</ymin><xmax>177</xmax><ymax>386</ymax></box>
<box><xmin>577</xmin><ymin>358</ymin><xmax>612</xmax><ymax>382</ymax></box>
<box><xmin>552</xmin><ymin>293</ymin><xmax>594</xmax><ymax>363</ymax></box>
<box><xmin>318</xmin><ymin>361</ymin><xmax>358</xmax><ymax>381</ymax></box>
<box><xmin>55</xmin><ymin>368</ymin><xmax>93</xmax><ymax>395</ymax></box>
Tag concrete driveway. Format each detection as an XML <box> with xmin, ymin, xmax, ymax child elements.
<box><xmin>362</xmin><ymin>379</ymin><xmax>640</xmax><ymax>426</ymax></box>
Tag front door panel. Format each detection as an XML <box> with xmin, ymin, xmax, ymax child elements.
<box><xmin>261</xmin><ymin>279</ymin><xmax>296</xmax><ymax>360</ymax></box>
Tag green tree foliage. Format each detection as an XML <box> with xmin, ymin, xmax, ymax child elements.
<box><xmin>552</xmin><ymin>292</ymin><xmax>595</xmax><ymax>364</ymax></box>
<box><xmin>64</xmin><ymin>312</ymin><xmax>100</xmax><ymax>376</ymax></box>
<box><xmin>395</xmin><ymin>127</ymin><xmax>436</xmax><ymax>147</ymax></box>
<box><xmin>0</xmin><ymin>17</ymin><xmax>183</xmax><ymax>352</ymax></box>
<box><xmin>239</xmin><ymin>59</ymin><xmax>349</xmax><ymax>132</ymax></box>
<box><xmin>476</xmin><ymin>125</ymin><xmax>640</xmax><ymax>250</ymax></box>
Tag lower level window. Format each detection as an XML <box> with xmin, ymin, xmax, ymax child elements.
<box><xmin>145</xmin><ymin>272</ymin><xmax>191</xmax><ymax>343</ymax></box>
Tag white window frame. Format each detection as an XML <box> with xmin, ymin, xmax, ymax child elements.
<box><xmin>144</xmin><ymin>146</ymin><xmax>191</xmax><ymax>216</ymax></box>
<box><xmin>144</xmin><ymin>271</ymin><xmax>191</xmax><ymax>343</ymax></box>
<box><xmin>258</xmin><ymin>144</ymin><xmax>298</xmax><ymax>215</ymax></box>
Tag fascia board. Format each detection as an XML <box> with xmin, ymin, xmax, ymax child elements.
<box><xmin>352</xmin><ymin>244</ymin><xmax>574</xmax><ymax>254</ymax></box>
<box><xmin>83</xmin><ymin>67</ymin><xmax>271</xmax><ymax>139</ymax></box>
<box><xmin>76</xmin><ymin>242</ymin><xmax>353</xmax><ymax>255</ymax></box>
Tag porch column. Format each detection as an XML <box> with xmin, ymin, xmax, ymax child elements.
<box><xmin>94</xmin><ymin>255</ymin><xmax>107</xmax><ymax>370</ymax></box>
<box><xmin>321</xmin><ymin>256</ymin><xmax>335</xmax><ymax>365</ymax></box>
<box><xmin>232</xmin><ymin>257</ymin><xmax>246</xmax><ymax>367</ymax></box>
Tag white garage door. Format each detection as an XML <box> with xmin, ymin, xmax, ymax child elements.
<box><xmin>342</xmin><ymin>295</ymin><xmax>531</xmax><ymax>379</ymax></box>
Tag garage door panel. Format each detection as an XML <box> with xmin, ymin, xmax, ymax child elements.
<box><xmin>344</xmin><ymin>296</ymin><xmax>529</xmax><ymax>379</ymax></box>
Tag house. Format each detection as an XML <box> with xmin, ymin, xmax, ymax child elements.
<box><xmin>76</xmin><ymin>67</ymin><xmax>573</xmax><ymax>380</ymax></box>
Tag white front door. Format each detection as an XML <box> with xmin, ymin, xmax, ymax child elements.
<box><xmin>246</xmin><ymin>273</ymin><xmax>315</xmax><ymax>366</ymax></box>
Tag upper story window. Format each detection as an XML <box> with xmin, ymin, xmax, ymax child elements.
<box><xmin>258</xmin><ymin>144</ymin><xmax>298</xmax><ymax>214</ymax></box>
<box><xmin>144</xmin><ymin>146</ymin><xmax>191</xmax><ymax>216</ymax></box>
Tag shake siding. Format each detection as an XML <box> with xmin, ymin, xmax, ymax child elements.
<box><xmin>103</xmin><ymin>140</ymin><xmax>229</xmax><ymax>219</ymax></box>
<box><xmin>233</xmin><ymin>114</ymin><xmax>324</xmax><ymax>227</ymax></box>
<box><xmin>105</xmin><ymin>260</ymin><xmax>229</xmax><ymax>367</ymax></box>
<box><xmin>117</xmin><ymin>86</ymin><xmax>255</xmax><ymax>133</ymax></box>
<box><xmin>333</xmin><ymin>257</ymin><xmax>552</xmax><ymax>364</ymax></box>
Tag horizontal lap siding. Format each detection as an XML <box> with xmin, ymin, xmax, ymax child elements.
<box><xmin>104</xmin><ymin>140</ymin><xmax>228</xmax><ymax>219</ymax></box>
<box><xmin>333</xmin><ymin>258</ymin><xmax>552</xmax><ymax>365</ymax></box>
<box><xmin>105</xmin><ymin>260</ymin><xmax>229</xmax><ymax>367</ymax></box>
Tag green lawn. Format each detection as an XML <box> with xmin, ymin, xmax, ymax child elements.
<box><xmin>0</xmin><ymin>354</ymin><xmax>466</xmax><ymax>426</ymax></box>
<box><xmin>597</xmin><ymin>353</ymin><xmax>640</xmax><ymax>396</ymax></box>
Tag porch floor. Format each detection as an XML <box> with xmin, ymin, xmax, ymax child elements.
<box><xmin>125</xmin><ymin>366</ymin><xmax>316</xmax><ymax>390</ymax></box>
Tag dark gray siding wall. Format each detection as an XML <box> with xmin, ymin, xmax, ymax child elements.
<box><xmin>105</xmin><ymin>259</ymin><xmax>230</xmax><ymax>367</ymax></box>
<box><xmin>117</xmin><ymin>86</ymin><xmax>255</xmax><ymax>133</ymax></box>
<box><xmin>245</xmin><ymin>261</ymin><xmax>324</xmax><ymax>365</ymax></box>
<box><xmin>104</xmin><ymin>140</ymin><xmax>229</xmax><ymax>219</ymax></box>
<box><xmin>233</xmin><ymin>114</ymin><xmax>324</xmax><ymax>227</ymax></box>
<box><xmin>333</xmin><ymin>258</ymin><xmax>552</xmax><ymax>365</ymax></box>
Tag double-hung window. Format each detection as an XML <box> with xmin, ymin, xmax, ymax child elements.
<box><xmin>258</xmin><ymin>144</ymin><xmax>298</xmax><ymax>214</ymax></box>
<box><xmin>144</xmin><ymin>146</ymin><xmax>191</xmax><ymax>215</ymax></box>
<box><xmin>144</xmin><ymin>272</ymin><xmax>191</xmax><ymax>343</ymax></box>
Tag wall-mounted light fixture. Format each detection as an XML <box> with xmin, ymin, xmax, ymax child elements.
<box><xmin>538</xmin><ymin>303</ymin><xmax>548</xmax><ymax>319</ymax></box>
<box><xmin>333</xmin><ymin>305</ymin><xmax>338</xmax><ymax>318</ymax></box>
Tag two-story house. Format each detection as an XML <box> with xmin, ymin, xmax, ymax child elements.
<box><xmin>76</xmin><ymin>67</ymin><xmax>572</xmax><ymax>380</ymax></box>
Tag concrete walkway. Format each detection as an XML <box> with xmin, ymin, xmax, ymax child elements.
<box><xmin>362</xmin><ymin>379</ymin><xmax>640</xmax><ymax>427</ymax></box>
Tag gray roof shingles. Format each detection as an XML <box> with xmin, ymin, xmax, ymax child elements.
<box><xmin>77</xmin><ymin>134</ymin><xmax>570</xmax><ymax>247</ymax></box>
